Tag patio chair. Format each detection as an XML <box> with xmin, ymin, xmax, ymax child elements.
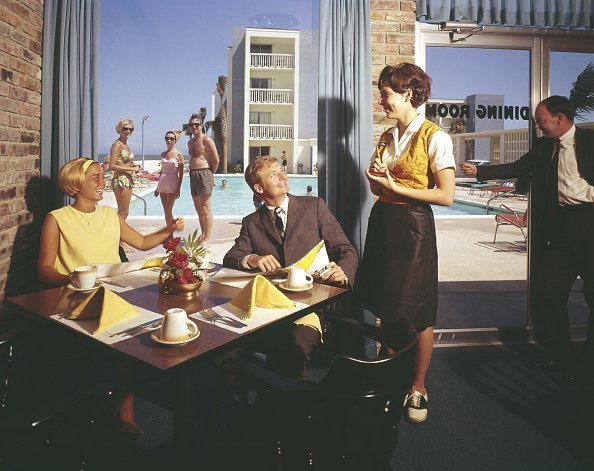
<box><xmin>494</xmin><ymin>203</ymin><xmax>528</xmax><ymax>242</ymax></box>
<box><xmin>216</xmin><ymin>316</ymin><xmax>418</xmax><ymax>471</ymax></box>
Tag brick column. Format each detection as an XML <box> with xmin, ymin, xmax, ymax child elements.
<box><xmin>0</xmin><ymin>0</ymin><xmax>44</xmax><ymax>301</ymax></box>
<box><xmin>370</xmin><ymin>0</ymin><xmax>417</xmax><ymax>138</ymax></box>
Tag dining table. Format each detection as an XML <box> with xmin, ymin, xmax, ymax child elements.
<box><xmin>5</xmin><ymin>264</ymin><xmax>350</xmax><ymax>452</ymax></box>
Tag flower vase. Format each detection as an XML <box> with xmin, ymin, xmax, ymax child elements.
<box><xmin>166</xmin><ymin>280</ymin><xmax>203</xmax><ymax>299</ymax></box>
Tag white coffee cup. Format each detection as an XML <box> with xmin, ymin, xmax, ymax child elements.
<box><xmin>74</xmin><ymin>265</ymin><xmax>98</xmax><ymax>289</ymax></box>
<box><xmin>286</xmin><ymin>267</ymin><xmax>313</xmax><ymax>289</ymax></box>
<box><xmin>160</xmin><ymin>308</ymin><xmax>198</xmax><ymax>341</ymax></box>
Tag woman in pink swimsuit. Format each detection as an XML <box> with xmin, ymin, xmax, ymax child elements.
<box><xmin>155</xmin><ymin>130</ymin><xmax>184</xmax><ymax>226</ymax></box>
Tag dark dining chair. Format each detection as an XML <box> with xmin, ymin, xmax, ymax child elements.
<box><xmin>0</xmin><ymin>323</ymin><xmax>113</xmax><ymax>470</ymax></box>
<box><xmin>216</xmin><ymin>315</ymin><xmax>418</xmax><ymax>471</ymax></box>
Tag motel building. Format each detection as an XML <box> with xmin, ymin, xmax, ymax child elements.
<box><xmin>227</xmin><ymin>28</ymin><xmax>319</xmax><ymax>175</ymax></box>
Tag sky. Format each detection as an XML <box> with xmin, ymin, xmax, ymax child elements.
<box><xmin>99</xmin><ymin>0</ymin><xmax>319</xmax><ymax>158</ymax></box>
<box><xmin>427</xmin><ymin>47</ymin><xmax>594</xmax><ymax>129</ymax></box>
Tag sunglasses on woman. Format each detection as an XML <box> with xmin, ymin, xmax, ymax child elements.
<box><xmin>123</xmin><ymin>127</ymin><xmax>134</xmax><ymax>132</ymax></box>
<box><xmin>165</xmin><ymin>137</ymin><xmax>175</xmax><ymax>141</ymax></box>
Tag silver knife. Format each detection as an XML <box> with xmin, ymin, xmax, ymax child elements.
<box><xmin>113</xmin><ymin>318</ymin><xmax>161</xmax><ymax>336</ymax></box>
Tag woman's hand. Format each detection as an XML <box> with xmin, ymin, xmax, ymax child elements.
<box><xmin>365</xmin><ymin>157</ymin><xmax>399</xmax><ymax>194</ymax></box>
<box><xmin>171</xmin><ymin>217</ymin><xmax>184</xmax><ymax>232</ymax></box>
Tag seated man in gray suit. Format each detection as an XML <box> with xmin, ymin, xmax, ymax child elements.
<box><xmin>224</xmin><ymin>156</ymin><xmax>358</xmax><ymax>376</ymax></box>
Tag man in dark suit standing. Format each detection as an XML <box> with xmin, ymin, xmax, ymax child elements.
<box><xmin>224</xmin><ymin>156</ymin><xmax>358</xmax><ymax>376</ymax></box>
<box><xmin>461</xmin><ymin>96</ymin><xmax>594</xmax><ymax>383</ymax></box>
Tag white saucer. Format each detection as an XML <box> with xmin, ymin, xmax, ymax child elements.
<box><xmin>151</xmin><ymin>327</ymin><xmax>200</xmax><ymax>346</ymax></box>
<box><xmin>67</xmin><ymin>281</ymin><xmax>102</xmax><ymax>292</ymax></box>
<box><xmin>278</xmin><ymin>282</ymin><xmax>313</xmax><ymax>292</ymax></box>
<box><xmin>270</xmin><ymin>277</ymin><xmax>287</xmax><ymax>284</ymax></box>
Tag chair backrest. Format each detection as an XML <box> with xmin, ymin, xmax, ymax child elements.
<box><xmin>276</xmin><ymin>318</ymin><xmax>418</xmax><ymax>470</ymax></box>
<box><xmin>318</xmin><ymin>317</ymin><xmax>418</xmax><ymax>399</ymax></box>
<box><xmin>220</xmin><ymin>317</ymin><xmax>418</xmax><ymax>470</ymax></box>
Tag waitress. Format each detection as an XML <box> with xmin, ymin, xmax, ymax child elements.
<box><xmin>357</xmin><ymin>63</ymin><xmax>455</xmax><ymax>424</ymax></box>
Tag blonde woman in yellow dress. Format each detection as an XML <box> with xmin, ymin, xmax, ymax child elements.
<box><xmin>38</xmin><ymin>158</ymin><xmax>184</xmax><ymax>436</ymax></box>
<box><xmin>109</xmin><ymin>118</ymin><xmax>141</xmax><ymax>219</ymax></box>
<box><xmin>357</xmin><ymin>64</ymin><xmax>455</xmax><ymax>424</ymax></box>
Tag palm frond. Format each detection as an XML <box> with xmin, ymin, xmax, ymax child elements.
<box><xmin>569</xmin><ymin>63</ymin><xmax>594</xmax><ymax>120</ymax></box>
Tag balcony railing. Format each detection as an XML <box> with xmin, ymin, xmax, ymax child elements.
<box><xmin>451</xmin><ymin>128</ymin><xmax>529</xmax><ymax>166</ymax></box>
<box><xmin>250</xmin><ymin>53</ymin><xmax>294</xmax><ymax>68</ymax></box>
<box><xmin>249</xmin><ymin>124</ymin><xmax>293</xmax><ymax>140</ymax></box>
<box><xmin>250</xmin><ymin>88</ymin><xmax>293</xmax><ymax>104</ymax></box>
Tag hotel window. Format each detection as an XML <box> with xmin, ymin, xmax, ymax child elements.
<box><xmin>251</xmin><ymin>78</ymin><xmax>272</xmax><ymax>89</ymax></box>
<box><xmin>250</xmin><ymin>44</ymin><xmax>272</xmax><ymax>54</ymax></box>
<box><xmin>249</xmin><ymin>111</ymin><xmax>272</xmax><ymax>124</ymax></box>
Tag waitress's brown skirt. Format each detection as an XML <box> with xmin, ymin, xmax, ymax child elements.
<box><xmin>356</xmin><ymin>200</ymin><xmax>438</xmax><ymax>331</ymax></box>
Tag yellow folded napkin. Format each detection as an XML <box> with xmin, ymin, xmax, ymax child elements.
<box><xmin>69</xmin><ymin>286</ymin><xmax>139</xmax><ymax>334</ymax></box>
<box><xmin>142</xmin><ymin>257</ymin><xmax>163</xmax><ymax>269</ymax></box>
<box><xmin>229</xmin><ymin>275</ymin><xmax>295</xmax><ymax>319</ymax></box>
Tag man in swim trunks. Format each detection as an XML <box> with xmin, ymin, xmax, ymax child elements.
<box><xmin>188</xmin><ymin>113</ymin><xmax>220</xmax><ymax>243</ymax></box>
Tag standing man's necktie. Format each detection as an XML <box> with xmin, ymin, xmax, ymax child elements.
<box><xmin>547</xmin><ymin>138</ymin><xmax>561</xmax><ymax>208</ymax></box>
<box><xmin>545</xmin><ymin>138</ymin><xmax>561</xmax><ymax>241</ymax></box>
<box><xmin>274</xmin><ymin>207</ymin><xmax>285</xmax><ymax>240</ymax></box>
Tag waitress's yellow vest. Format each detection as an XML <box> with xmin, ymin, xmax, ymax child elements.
<box><xmin>378</xmin><ymin>119</ymin><xmax>440</xmax><ymax>205</ymax></box>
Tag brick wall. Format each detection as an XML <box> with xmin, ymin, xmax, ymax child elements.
<box><xmin>0</xmin><ymin>0</ymin><xmax>44</xmax><ymax>302</ymax></box>
<box><xmin>370</xmin><ymin>0</ymin><xmax>417</xmax><ymax>138</ymax></box>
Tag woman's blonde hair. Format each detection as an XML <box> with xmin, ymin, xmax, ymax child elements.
<box><xmin>58</xmin><ymin>158</ymin><xmax>98</xmax><ymax>196</ymax></box>
<box><xmin>115</xmin><ymin>118</ymin><xmax>135</xmax><ymax>134</ymax></box>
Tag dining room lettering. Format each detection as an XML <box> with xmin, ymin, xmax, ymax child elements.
<box><xmin>426</xmin><ymin>103</ymin><xmax>530</xmax><ymax>121</ymax></box>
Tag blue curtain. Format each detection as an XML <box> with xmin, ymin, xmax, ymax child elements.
<box><xmin>318</xmin><ymin>0</ymin><xmax>374</xmax><ymax>257</ymax></box>
<box><xmin>417</xmin><ymin>0</ymin><xmax>594</xmax><ymax>29</ymax></box>
<box><xmin>41</xmin><ymin>0</ymin><xmax>99</xmax><ymax>213</ymax></box>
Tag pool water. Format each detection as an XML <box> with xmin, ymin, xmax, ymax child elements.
<box><xmin>130</xmin><ymin>175</ymin><xmax>318</xmax><ymax>217</ymax></box>
<box><xmin>129</xmin><ymin>175</ymin><xmax>496</xmax><ymax>217</ymax></box>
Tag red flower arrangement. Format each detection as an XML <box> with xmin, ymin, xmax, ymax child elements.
<box><xmin>159</xmin><ymin>230</ymin><xmax>208</xmax><ymax>285</ymax></box>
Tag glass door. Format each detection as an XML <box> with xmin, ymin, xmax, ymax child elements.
<box><xmin>425</xmin><ymin>45</ymin><xmax>531</xmax><ymax>337</ymax></box>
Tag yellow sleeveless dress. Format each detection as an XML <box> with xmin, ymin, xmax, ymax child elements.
<box><xmin>50</xmin><ymin>205</ymin><xmax>121</xmax><ymax>275</ymax></box>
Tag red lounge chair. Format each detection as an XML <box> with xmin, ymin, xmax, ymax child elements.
<box><xmin>494</xmin><ymin>204</ymin><xmax>527</xmax><ymax>242</ymax></box>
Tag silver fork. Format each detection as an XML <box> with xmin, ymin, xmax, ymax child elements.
<box><xmin>199</xmin><ymin>308</ymin><xmax>247</xmax><ymax>328</ymax></box>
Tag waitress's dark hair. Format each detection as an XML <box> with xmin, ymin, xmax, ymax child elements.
<box><xmin>378</xmin><ymin>63</ymin><xmax>431</xmax><ymax>108</ymax></box>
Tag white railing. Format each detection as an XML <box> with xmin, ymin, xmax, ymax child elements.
<box><xmin>250</xmin><ymin>53</ymin><xmax>294</xmax><ymax>68</ymax></box>
<box><xmin>250</xmin><ymin>88</ymin><xmax>293</xmax><ymax>104</ymax></box>
<box><xmin>249</xmin><ymin>124</ymin><xmax>293</xmax><ymax>140</ymax></box>
<box><xmin>451</xmin><ymin>128</ymin><xmax>529</xmax><ymax>166</ymax></box>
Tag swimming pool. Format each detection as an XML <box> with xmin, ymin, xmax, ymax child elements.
<box><xmin>129</xmin><ymin>175</ymin><xmax>317</xmax><ymax>218</ymax></box>
<box><xmin>128</xmin><ymin>175</ymin><xmax>496</xmax><ymax>217</ymax></box>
